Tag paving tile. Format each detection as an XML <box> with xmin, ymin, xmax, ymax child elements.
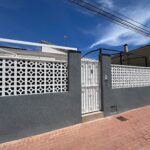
<box><xmin>0</xmin><ymin>106</ymin><xmax>150</xmax><ymax>150</ymax></box>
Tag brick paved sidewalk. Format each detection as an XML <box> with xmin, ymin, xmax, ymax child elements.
<box><xmin>0</xmin><ymin>106</ymin><xmax>150</xmax><ymax>150</ymax></box>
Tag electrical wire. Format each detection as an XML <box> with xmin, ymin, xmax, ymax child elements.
<box><xmin>69</xmin><ymin>0</ymin><xmax>150</xmax><ymax>37</ymax></box>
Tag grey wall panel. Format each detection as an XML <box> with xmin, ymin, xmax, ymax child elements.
<box><xmin>110</xmin><ymin>88</ymin><xmax>150</xmax><ymax>114</ymax></box>
<box><xmin>0</xmin><ymin>51</ymin><xmax>81</xmax><ymax>143</ymax></box>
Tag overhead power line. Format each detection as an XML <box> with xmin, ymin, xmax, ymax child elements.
<box><xmin>90</xmin><ymin>1</ymin><xmax>150</xmax><ymax>30</ymax></box>
<box><xmin>69</xmin><ymin>0</ymin><xmax>150</xmax><ymax>37</ymax></box>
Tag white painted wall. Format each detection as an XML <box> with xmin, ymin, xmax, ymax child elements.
<box><xmin>41</xmin><ymin>46</ymin><xmax>67</xmax><ymax>55</ymax></box>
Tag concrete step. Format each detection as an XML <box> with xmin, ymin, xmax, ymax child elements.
<box><xmin>82</xmin><ymin>111</ymin><xmax>104</xmax><ymax>123</ymax></box>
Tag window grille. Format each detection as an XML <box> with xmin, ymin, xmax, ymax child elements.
<box><xmin>111</xmin><ymin>64</ymin><xmax>150</xmax><ymax>89</ymax></box>
<box><xmin>0</xmin><ymin>58</ymin><xmax>68</xmax><ymax>96</ymax></box>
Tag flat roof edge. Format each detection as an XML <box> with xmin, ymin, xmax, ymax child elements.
<box><xmin>0</xmin><ymin>38</ymin><xmax>77</xmax><ymax>51</ymax></box>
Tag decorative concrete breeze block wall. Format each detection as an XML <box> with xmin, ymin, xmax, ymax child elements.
<box><xmin>0</xmin><ymin>51</ymin><xmax>81</xmax><ymax>143</ymax></box>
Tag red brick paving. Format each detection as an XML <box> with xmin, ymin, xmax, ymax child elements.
<box><xmin>0</xmin><ymin>106</ymin><xmax>150</xmax><ymax>150</ymax></box>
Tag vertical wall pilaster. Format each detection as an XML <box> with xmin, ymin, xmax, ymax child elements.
<box><xmin>68</xmin><ymin>50</ymin><xmax>81</xmax><ymax>119</ymax></box>
<box><xmin>101</xmin><ymin>54</ymin><xmax>117</xmax><ymax>116</ymax></box>
<box><xmin>68</xmin><ymin>51</ymin><xmax>81</xmax><ymax>93</ymax></box>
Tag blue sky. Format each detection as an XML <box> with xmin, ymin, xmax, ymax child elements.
<box><xmin>0</xmin><ymin>0</ymin><xmax>150</xmax><ymax>53</ymax></box>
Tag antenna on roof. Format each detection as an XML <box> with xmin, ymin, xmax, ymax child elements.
<box><xmin>64</xmin><ymin>35</ymin><xmax>69</xmax><ymax>46</ymax></box>
<box><xmin>40</xmin><ymin>40</ymin><xmax>50</xmax><ymax>44</ymax></box>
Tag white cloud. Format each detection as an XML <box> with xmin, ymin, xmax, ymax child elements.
<box><xmin>96</xmin><ymin>0</ymin><xmax>114</xmax><ymax>8</ymax></box>
<box><xmin>89</xmin><ymin>0</ymin><xmax>150</xmax><ymax>48</ymax></box>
